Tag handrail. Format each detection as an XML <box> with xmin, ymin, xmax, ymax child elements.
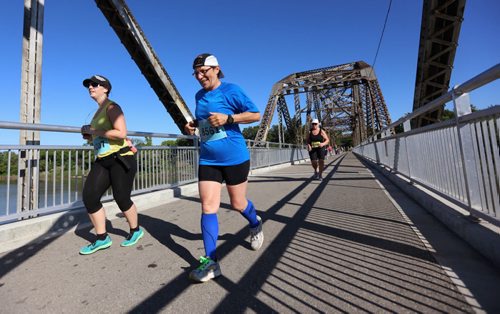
<box><xmin>367</xmin><ymin>63</ymin><xmax>500</xmax><ymax>142</ymax></box>
<box><xmin>0</xmin><ymin>121</ymin><xmax>196</xmax><ymax>140</ymax></box>
<box><xmin>0</xmin><ymin>122</ymin><xmax>308</xmax><ymax>224</ymax></box>
<box><xmin>353</xmin><ymin>63</ymin><xmax>500</xmax><ymax>226</ymax></box>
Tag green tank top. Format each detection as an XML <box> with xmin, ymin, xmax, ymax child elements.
<box><xmin>90</xmin><ymin>100</ymin><xmax>132</xmax><ymax>158</ymax></box>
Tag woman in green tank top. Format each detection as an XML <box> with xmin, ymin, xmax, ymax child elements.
<box><xmin>78</xmin><ymin>75</ymin><xmax>143</xmax><ymax>255</ymax></box>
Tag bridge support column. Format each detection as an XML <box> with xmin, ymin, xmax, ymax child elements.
<box><xmin>18</xmin><ymin>0</ymin><xmax>44</xmax><ymax>215</ymax></box>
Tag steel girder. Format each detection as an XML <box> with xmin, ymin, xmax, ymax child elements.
<box><xmin>95</xmin><ymin>0</ymin><xmax>193</xmax><ymax>133</ymax></box>
<box><xmin>412</xmin><ymin>0</ymin><xmax>466</xmax><ymax>127</ymax></box>
<box><xmin>18</xmin><ymin>0</ymin><xmax>45</xmax><ymax>213</ymax></box>
<box><xmin>254</xmin><ymin>61</ymin><xmax>392</xmax><ymax>146</ymax></box>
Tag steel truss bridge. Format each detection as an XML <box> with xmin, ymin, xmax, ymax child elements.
<box><xmin>16</xmin><ymin>0</ymin><xmax>467</xmax><ymax>210</ymax></box>
<box><xmin>413</xmin><ymin>0</ymin><xmax>466</xmax><ymax>127</ymax></box>
<box><xmin>19</xmin><ymin>0</ymin><xmax>466</xmax><ymax>144</ymax></box>
<box><xmin>254</xmin><ymin>0</ymin><xmax>466</xmax><ymax>145</ymax></box>
<box><xmin>253</xmin><ymin>61</ymin><xmax>391</xmax><ymax>146</ymax></box>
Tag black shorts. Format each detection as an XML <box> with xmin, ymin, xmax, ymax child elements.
<box><xmin>198</xmin><ymin>160</ymin><xmax>250</xmax><ymax>185</ymax></box>
<box><xmin>309</xmin><ymin>147</ymin><xmax>326</xmax><ymax>161</ymax></box>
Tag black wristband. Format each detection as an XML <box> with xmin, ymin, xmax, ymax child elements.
<box><xmin>192</xmin><ymin>119</ymin><xmax>199</xmax><ymax>127</ymax></box>
<box><xmin>226</xmin><ymin>114</ymin><xmax>234</xmax><ymax>125</ymax></box>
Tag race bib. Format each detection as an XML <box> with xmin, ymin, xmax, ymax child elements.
<box><xmin>93</xmin><ymin>136</ymin><xmax>111</xmax><ymax>155</ymax></box>
<box><xmin>199</xmin><ymin>119</ymin><xmax>227</xmax><ymax>142</ymax></box>
<box><xmin>311</xmin><ymin>141</ymin><xmax>321</xmax><ymax>148</ymax></box>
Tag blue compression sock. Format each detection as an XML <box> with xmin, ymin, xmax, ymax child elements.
<box><xmin>241</xmin><ymin>200</ymin><xmax>259</xmax><ymax>228</ymax></box>
<box><xmin>201</xmin><ymin>213</ymin><xmax>219</xmax><ymax>260</ymax></box>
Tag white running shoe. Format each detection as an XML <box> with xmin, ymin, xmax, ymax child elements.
<box><xmin>250</xmin><ymin>216</ymin><xmax>264</xmax><ymax>250</ymax></box>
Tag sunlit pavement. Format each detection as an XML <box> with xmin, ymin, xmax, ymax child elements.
<box><xmin>1</xmin><ymin>152</ymin><xmax>498</xmax><ymax>313</ymax></box>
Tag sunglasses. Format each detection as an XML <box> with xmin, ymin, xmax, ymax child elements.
<box><xmin>88</xmin><ymin>82</ymin><xmax>100</xmax><ymax>88</ymax></box>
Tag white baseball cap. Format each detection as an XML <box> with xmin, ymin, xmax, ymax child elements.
<box><xmin>192</xmin><ymin>53</ymin><xmax>224</xmax><ymax>78</ymax></box>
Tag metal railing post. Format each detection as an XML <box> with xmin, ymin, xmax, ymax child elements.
<box><xmin>194</xmin><ymin>137</ymin><xmax>199</xmax><ymax>179</ymax></box>
<box><xmin>403</xmin><ymin>120</ymin><xmax>413</xmax><ymax>184</ymax></box>
<box><xmin>452</xmin><ymin>88</ymin><xmax>476</xmax><ymax>220</ymax></box>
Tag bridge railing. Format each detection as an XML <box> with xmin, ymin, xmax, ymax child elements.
<box><xmin>353</xmin><ymin>64</ymin><xmax>500</xmax><ymax>226</ymax></box>
<box><xmin>246</xmin><ymin>140</ymin><xmax>308</xmax><ymax>170</ymax></box>
<box><xmin>0</xmin><ymin>123</ymin><xmax>307</xmax><ymax>224</ymax></box>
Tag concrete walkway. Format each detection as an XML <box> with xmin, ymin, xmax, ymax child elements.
<box><xmin>1</xmin><ymin>153</ymin><xmax>499</xmax><ymax>313</ymax></box>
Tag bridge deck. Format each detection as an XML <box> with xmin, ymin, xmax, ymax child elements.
<box><xmin>1</xmin><ymin>153</ymin><xmax>498</xmax><ymax>313</ymax></box>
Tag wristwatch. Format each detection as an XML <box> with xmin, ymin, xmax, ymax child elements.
<box><xmin>226</xmin><ymin>114</ymin><xmax>234</xmax><ymax>125</ymax></box>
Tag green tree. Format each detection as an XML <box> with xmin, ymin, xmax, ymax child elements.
<box><xmin>267</xmin><ymin>125</ymin><xmax>282</xmax><ymax>143</ymax></box>
<box><xmin>242</xmin><ymin>126</ymin><xmax>259</xmax><ymax>140</ymax></box>
<box><xmin>0</xmin><ymin>151</ymin><xmax>18</xmax><ymax>176</ymax></box>
<box><xmin>441</xmin><ymin>108</ymin><xmax>455</xmax><ymax>121</ymax></box>
<box><xmin>242</xmin><ymin>124</ymin><xmax>294</xmax><ymax>143</ymax></box>
<box><xmin>339</xmin><ymin>136</ymin><xmax>353</xmax><ymax>148</ymax></box>
<box><xmin>441</xmin><ymin>104</ymin><xmax>477</xmax><ymax>121</ymax></box>
<box><xmin>143</xmin><ymin>136</ymin><xmax>153</xmax><ymax>146</ymax></box>
<box><xmin>130</xmin><ymin>136</ymin><xmax>152</xmax><ymax>147</ymax></box>
<box><xmin>161</xmin><ymin>140</ymin><xmax>177</xmax><ymax>146</ymax></box>
<box><xmin>176</xmin><ymin>138</ymin><xmax>193</xmax><ymax>146</ymax></box>
<box><xmin>160</xmin><ymin>139</ymin><xmax>193</xmax><ymax>147</ymax></box>
<box><xmin>394</xmin><ymin>124</ymin><xmax>404</xmax><ymax>134</ymax></box>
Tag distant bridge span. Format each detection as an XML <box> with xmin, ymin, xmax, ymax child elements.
<box><xmin>253</xmin><ymin>61</ymin><xmax>391</xmax><ymax>146</ymax></box>
<box><xmin>253</xmin><ymin>0</ymin><xmax>467</xmax><ymax>144</ymax></box>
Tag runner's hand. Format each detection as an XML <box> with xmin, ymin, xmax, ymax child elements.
<box><xmin>208</xmin><ymin>112</ymin><xmax>229</xmax><ymax>127</ymax></box>
<box><xmin>81</xmin><ymin>124</ymin><xmax>93</xmax><ymax>135</ymax></box>
<box><xmin>81</xmin><ymin>124</ymin><xmax>92</xmax><ymax>140</ymax></box>
<box><xmin>184</xmin><ymin>121</ymin><xmax>196</xmax><ymax>135</ymax></box>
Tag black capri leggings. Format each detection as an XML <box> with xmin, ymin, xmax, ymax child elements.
<box><xmin>83</xmin><ymin>155</ymin><xmax>137</xmax><ymax>214</ymax></box>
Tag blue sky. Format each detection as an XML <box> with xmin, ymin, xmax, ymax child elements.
<box><xmin>1</xmin><ymin>0</ymin><xmax>498</xmax><ymax>145</ymax></box>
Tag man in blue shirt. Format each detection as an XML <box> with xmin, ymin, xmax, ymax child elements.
<box><xmin>184</xmin><ymin>53</ymin><xmax>264</xmax><ymax>283</ymax></box>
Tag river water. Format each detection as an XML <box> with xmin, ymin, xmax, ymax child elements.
<box><xmin>0</xmin><ymin>182</ymin><xmax>78</xmax><ymax>217</ymax></box>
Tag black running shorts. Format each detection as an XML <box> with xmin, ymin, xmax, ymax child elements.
<box><xmin>309</xmin><ymin>147</ymin><xmax>326</xmax><ymax>161</ymax></box>
<box><xmin>198</xmin><ymin>160</ymin><xmax>250</xmax><ymax>185</ymax></box>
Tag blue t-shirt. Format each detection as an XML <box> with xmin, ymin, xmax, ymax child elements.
<box><xmin>195</xmin><ymin>82</ymin><xmax>259</xmax><ymax>166</ymax></box>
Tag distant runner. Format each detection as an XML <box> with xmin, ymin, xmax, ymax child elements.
<box><xmin>306</xmin><ymin>118</ymin><xmax>330</xmax><ymax>180</ymax></box>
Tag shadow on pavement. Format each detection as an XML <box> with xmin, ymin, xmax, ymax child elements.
<box><xmin>128</xmin><ymin>155</ymin><xmax>346</xmax><ymax>312</ymax></box>
<box><xmin>356</xmin><ymin>154</ymin><xmax>500</xmax><ymax>313</ymax></box>
<box><xmin>0</xmin><ymin>209</ymin><xmax>91</xmax><ymax>279</ymax></box>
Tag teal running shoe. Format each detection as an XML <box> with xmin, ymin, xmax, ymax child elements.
<box><xmin>79</xmin><ymin>235</ymin><xmax>112</xmax><ymax>255</ymax></box>
<box><xmin>120</xmin><ymin>228</ymin><xmax>144</xmax><ymax>247</ymax></box>
<box><xmin>189</xmin><ymin>256</ymin><xmax>221</xmax><ymax>283</ymax></box>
